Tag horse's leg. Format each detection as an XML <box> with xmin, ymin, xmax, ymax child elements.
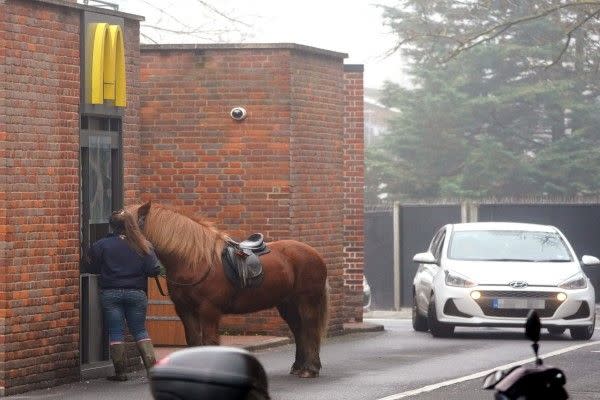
<box><xmin>198</xmin><ymin>304</ymin><xmax>222</xmax><ymax>346</ymax></box>
<box><xmin>295</xmin><ymin>285</ymin><xmax>329</xmax><ymax>378</ymax></box>
<box><xmin>276</xmin><ymin>301</ymin><xmax>304</xmax><ymax>375</ymax></box>
<box><xmin>173</xmin><ymin>301</ymin><xmax>203</xmax><ymax>346</ymax></box>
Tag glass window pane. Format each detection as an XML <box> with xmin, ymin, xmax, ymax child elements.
<box><xmin>88</xmin><ymin>135</ymin><xmax>112</xmax><ymax>223</ymax></box>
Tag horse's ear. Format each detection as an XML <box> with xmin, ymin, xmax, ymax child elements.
<box><xmin>138</xmin><ymin>201</ymin><xmax>152</xmax><ymax>219</ymax></box>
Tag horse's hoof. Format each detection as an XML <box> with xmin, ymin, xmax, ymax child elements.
<box><xmin>290</xmin><ymin>363</ymin><xmax>303</xmax><ymax>375</ymax></box>
<box><xmin>298</xmin><ymin>370</ymin><xmax>318</xmax><ymax>378</ymax></box>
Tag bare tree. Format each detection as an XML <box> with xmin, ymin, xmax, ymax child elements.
<box><xmin>119</xmin><ymin>0</ymin><xmax>255</xmax><ymax>44</ymax></box>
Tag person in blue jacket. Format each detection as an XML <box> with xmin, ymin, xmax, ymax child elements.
<box><xmin>88</xmin><ymin>209</ymin><xmax>161</xmax><ymax>381</ymax></box>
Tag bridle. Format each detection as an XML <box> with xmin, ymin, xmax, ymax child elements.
<box><xmin>136</xmin><ymin>211</ymin><xmax>214</xmax><ymax>296</ymax></box>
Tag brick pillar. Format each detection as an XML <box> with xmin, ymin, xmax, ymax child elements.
<box><xmin>289</xmin><ymin>52</ymin><xmax>346</xmax><ymax>334</ymax></box>
<box><xmin>342</xmin><ymin>65</ymin><xmax>365</xmax><ymax>322</ymax></box>
<box><xmin>123</xmin><ymin>18</ymin><xmax>142</xmax><ymax>204</ymax></box>
<box><xmin>1</xmin><ymin>1</ymin><xmax>81</xmax><ymax>395</ymax></box>
<box><xmin>0</xmin><ymin>1</ymin><xmax>7</xmax><ymax>395</ymax></box>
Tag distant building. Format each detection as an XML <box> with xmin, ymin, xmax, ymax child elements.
<box><xmin>364</xmin><ymin>87</ymin><xmax>399</xmax><ymax>146</ymax></box>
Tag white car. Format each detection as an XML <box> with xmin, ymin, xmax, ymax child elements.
<box><xmin>412</xmin><ymin>222</ymin><xmax>599</xmax><ymax>339</ymax></box>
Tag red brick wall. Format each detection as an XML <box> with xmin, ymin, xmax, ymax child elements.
<box><xmin>140</xmin><ymin>47</ymin><xmax>295</xmax><ymax>337</ymax></box>
<box><xmin>139</xmin><ymin>48</ymin><xmax>293</xmax><ymax>238</ymax></box>
<box><xmin>342</xmin><ymin>66</ymin><xmax>365</xmax><ymax>322</ymax></box>
<box><xmin>0</xmin><ymin>1</ymin><xmax>142</xmax><ymax>395</ymax></box>
<box><xmin>0</xmin><ymin>0</ymin><xmax>7</xmax><ymax>395</ymax></box>
<box><xmin>289</xmin><ymin>51</ymin><xmax>346</xmax><ymax>334</ymax></box>
<box><xmin>0</xmin><ymin>1</ymin><xmax>80</xmax><ymax>395</ymax></box>
<box><xmin>123</xmin><ymin>19</ymin><xmax>142</xmax><ymax>204</ymax></box>
<box><xmin>139</xmin><ymin>46</ymin><xmax>353</xmax><ymax>339</ymax></box>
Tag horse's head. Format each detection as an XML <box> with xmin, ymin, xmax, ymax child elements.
<box><xmin>125</xmin><ymin>201</ymin><xmax>152</xmax><ymax>232</ymax></box>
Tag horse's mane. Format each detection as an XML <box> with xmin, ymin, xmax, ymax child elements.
<box><xmin>143</xmin><ymin>204</ymin><xmax>231</xmax><ymax>272</ymax></box>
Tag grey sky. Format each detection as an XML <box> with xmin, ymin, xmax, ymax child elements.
<box><xmin>111</xmin><ymin>0</ymin><xmax>407</xmax><ymax>89</ymax></box>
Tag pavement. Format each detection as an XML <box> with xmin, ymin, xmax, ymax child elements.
<box><xmin>1</xmin><ymin>315</ymin><xmax>391</xmax><ymax>399</ymax></box>
<box><xmin>154</xmin><ymin>316</ymin><xmax>387</xmax><ymax>361</ymax></box>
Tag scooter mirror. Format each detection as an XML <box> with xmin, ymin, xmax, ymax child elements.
<box><xmin>525</xmin><ymin>310</ymin><xmax>541</xmax><ymax>343</ymax></box>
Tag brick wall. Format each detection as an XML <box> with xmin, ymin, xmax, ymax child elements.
<box><xmin>139</xmin><ymin>47</ymin><xmax>293</xmax><ymax>237</ymax></box>
<box><xmin>123</xmin><ymin>19</ymin><xmax>142</xmax><ymax>204</ymax></box>
<box><xmin>0</xmin><ymin>1</ymin><xmax>7</xmax><ymax>395</ymax></box>
<box><xmin>0</xmin><ymin>1</ymin><xmax>142</xmax><ymax>395</ymax></box>
<box><xmin>0</xmin><ymin>0</ymin><xmax>80</xmax><ymax>395</ymax></box>
<box><xmin>139</xmin><ymin>45</ymin><xmax>354</xmax><ymax>340</ymax></box>
<box><xmin>342</xmin><ymin>65</ymin><xmax>365</xmax><ymax>323</ymax></box>
<box><xmin>140</xmin><ymin>47</ymin><xmax>295</xmax><ymax>338</ymax></box>
<box><xmin>289</xmin><ymin>51</ymin><xmax>346</xmax><ymax>334</ymax></box>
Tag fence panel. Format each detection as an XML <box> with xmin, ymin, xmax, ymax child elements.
<box><xmin>364</xmin><ymin>210</ymin><xmax>394</xmax><ymax>309</ymax></box>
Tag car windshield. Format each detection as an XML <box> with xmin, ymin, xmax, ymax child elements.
<box><xmin>447</xmin><ymin>230</ymin><xmax>573</xmax><ymax>262</ymax></box>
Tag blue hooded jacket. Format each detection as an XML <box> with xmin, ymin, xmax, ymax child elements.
<box><xmin>88</xmin><ymin>233</ymin><xmax>160</xmax><ymax>291</ymax></box>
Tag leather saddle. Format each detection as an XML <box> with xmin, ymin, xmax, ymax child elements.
<box><xmin>222</xmin><ymin>233</ymin><xmax>270</xmax><ymax>289</ymax></box>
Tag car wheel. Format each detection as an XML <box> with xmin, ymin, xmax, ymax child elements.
<box><xmin>427</xmin><ymin>294</ymin><xmax>454</xmax><ymax>338</ymax></box>
<box><xmin>570</xmin><ymin>314</ymin><xmax>595</xmax><ymax>340</ymax></box>
<box><xmin>412</xmin><ymin>292</ymin><xmax>428</xmax><ymax>332</ymax></box>
<box><xmin>547</xmin><ymin>327</ymin><xmax>566</xmax><ymax>336</ymax></box>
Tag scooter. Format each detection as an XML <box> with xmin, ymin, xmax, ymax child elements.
<box><xmin>482</xmin><ymin>310</ymin><xmax>569</xmax><ymax>400</ymax></box>
<box><xmin>149</xmin><ymin>346</ymin><xmax>270</xmax><ymax>400</ymax></box>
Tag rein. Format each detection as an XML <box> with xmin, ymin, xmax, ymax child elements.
<box><xmin>154</xmin><ymin>264</ymin><xmax>214</xmax><ymax>297</ymax></box>
<box><xmin>138</xmin><ymin>212</ymin><xmax>214</xmax><ymax>297</ymax></box>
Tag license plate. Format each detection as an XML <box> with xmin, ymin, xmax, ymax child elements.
<box><xmin>492</xmin><ymin>298</ymin><xmax>545</xmax><ymax>309</ymax></box>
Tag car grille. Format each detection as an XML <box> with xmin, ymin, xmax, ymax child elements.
<box><xmin>475</xmin><ymin>290</ymin><xmax>562</xmax><ymax>318</ymax></box>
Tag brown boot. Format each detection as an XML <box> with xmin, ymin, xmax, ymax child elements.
<box><xmin>107</xmin><ymin>343</ymin><xmax>128</xmax><ymax>381</ymax></box>
<box><xmin>136</xmin><ymin>339</ymin><xmax>157</xmax><ymax>376</ymax></box>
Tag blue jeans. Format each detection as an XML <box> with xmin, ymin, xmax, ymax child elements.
<box><xmin>101</xmin><ymin>289</ymin><xmax>150</xmax><ymax>343</ymax></box>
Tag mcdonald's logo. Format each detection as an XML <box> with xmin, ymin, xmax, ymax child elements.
<box><xmin>88</xmin><ymin>23</ymin><xmax>126</xmax><ymax>107</ymax></box>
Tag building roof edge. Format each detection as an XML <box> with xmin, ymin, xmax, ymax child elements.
<box><xmin>140</xmin><ymin>43</ymin><xmax>348</xmax><ymax>59</ymax></box>
<box><xmin>34</xmin><ymin>0</ymin><xmax>145</xmax><ymax>21</ymax></box>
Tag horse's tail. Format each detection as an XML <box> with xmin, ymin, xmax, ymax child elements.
<box><xmin>317</xmin><ymin>278</ymin><xmax>330</xmax><ymax>339</ymax></box>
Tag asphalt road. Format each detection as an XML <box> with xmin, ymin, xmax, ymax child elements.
<box><xmin>7</xmin><ymin>318</ymin><xmax>600</xmax><ymax>400</ymax></box>
<box><xmin>260</xmin><ymin>319</ymin><xmax>600</xmax><ymax>400</ymax></box>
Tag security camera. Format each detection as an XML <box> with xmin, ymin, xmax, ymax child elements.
<box><xmin>230</xmin><ymin>107</ymin><xmax>247</xmax><ymax>121</ymax></box>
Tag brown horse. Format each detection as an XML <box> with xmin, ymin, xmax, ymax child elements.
<box><xmin>129</xmin><ymin>202</ymin><xmax>329</xmax><ymax>378</ymax></box>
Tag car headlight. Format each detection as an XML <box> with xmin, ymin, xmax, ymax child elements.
<box><xmin>558</xmin><ymin>272</ymin><xmax>587</xmax><ymax>290</ymax></box>
<box><xmin>445</xmin><ymin>270</ymin><xmax>477</xmax><ymax>288</ymax></box>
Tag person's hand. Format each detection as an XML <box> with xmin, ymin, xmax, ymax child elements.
<box><xmin>158</xmin><ymin>261</ymin><xmax>167</xmax><ymax>276</ymax></box>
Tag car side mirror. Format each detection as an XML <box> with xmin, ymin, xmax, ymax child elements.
<box><xmin>581</xmin><ymin>255</ymin><xmax>600</xmax><ymax>266</ymax></box>
<box><xmin>413</xmin><ymin>252</ymin><xmax>437</xmax><ymax>264</ymax></box>
<box><xmin>150</xmin><ymin>346</ymin><xmax>270</xmax><ymax>400</ymax></box>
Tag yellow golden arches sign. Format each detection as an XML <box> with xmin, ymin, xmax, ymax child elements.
<box><xmin>90</xmin><ymin>23</ymin><xmax>126</xmax><ymax>107</ymax></box>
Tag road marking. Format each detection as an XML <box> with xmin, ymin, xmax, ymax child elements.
<box><xmin>376</xmin><ymin>340</ymin><xmax>600</xmax><ymax>400</ymax></box>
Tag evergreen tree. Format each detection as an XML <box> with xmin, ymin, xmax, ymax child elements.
<box><xmin>368</xmin><ymin>0</ymin><xmax>600</xmax><ymax>200</ymax></box>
